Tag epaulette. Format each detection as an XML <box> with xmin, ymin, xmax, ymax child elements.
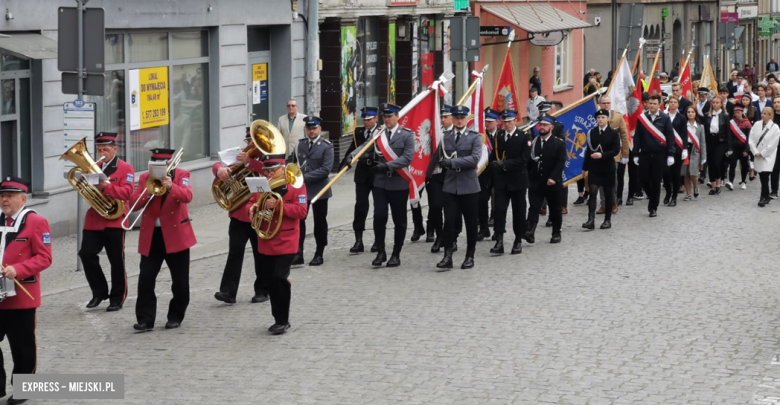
<box><xmin>322</xmin><ymin>139</ymin><xmax>332</xmax><ymax>144</ymax></box>
<box><xmin>400</xmin><ymin>127</ymin><xmax>414</xmax><ymax>134</ymax></box>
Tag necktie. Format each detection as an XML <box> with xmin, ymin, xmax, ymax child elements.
<box><xmin>541</xmin><ymin>139</ymin><xmax>545</xmax><ymax>150</ymax></box>
<box><xmin>308</xmin><ymin>140</ymin><xmax>313</xmax><ymax>150</ymax></box>
<box><xmin>387</xmin><ymin>128</ymin><xmax>393</xmax><ymax>141</ymax></box>
<box><xmin>5</xmin><ymin>217</ymin><xmax>11</xmax><ymax>227</ymax></box>
<box><xmin>455</xmin><ymin>132</ymin><xmax>461</xmax><ymax>144</ymax></box>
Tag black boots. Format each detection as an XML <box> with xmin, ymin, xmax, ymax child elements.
<box><xmin>425</xmin><ymin>225</ymin><xmax>435</xmax><ymax>243</ymax></box>
<box><xmin>582</xmin><ymin>213</ymin><xmax>595</xmax><ymax>230</ymax></box>
<box><xmin>461</xmin><ymin>247</ymin><xmax>475</xmax><ymax>269</ymax></box>
<box><xmin>476</xmin><ymin>225</ymin><xmax>491</xmax><ymax>241</ymax></box>
<box><xmin>431</xmin><ymin>237</ymin><xmax>442</xmax><ymax>253</ymax></box>
<box><xmin>523</xmin><ymin>221</ymin><xmax>537</xmax><ymax>244</ymax></box>
<box><xmin>511</xmin><ymin>239</ymin><xmax>522</xmax><ymax>255</ymax></box>
<box><xmin>600</xmin><ymin>218</ymin><xmax>612</xmax><ymax>229</ymax></box>
<box><xmin>371</xmin><ymin>248</ymin><xmax>387</xmax><ymax>267</ymax></box>
<box><xmin>387</xmin><ymin>247</ymin><xmax>401</xmax><ymax>267</ymax></box>
<box><xmin>349</xmin><ymin>231</ymin><xmax>364</xmax><ymax>254</ymax></box>
<box><xmin>490</xmin><ymin>233</ymin><xmax>504</xmax><ymax>255</ymax></box>
<box><xmin>436</xmin><ymin>247</ymin><xmax>454</xmax><ymax>271</ymax></box>
<box><xmin>309</xmin><ymin>246</ymin><xmax>324</xmax><ymax>266</ymax></box>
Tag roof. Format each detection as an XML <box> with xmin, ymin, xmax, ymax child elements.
<box><xmin>481</xmin><ymin>4</ymin><xmax>592</xmax><ymax>33</ymax></box>
<box><xmin>0</xmin><ymin>33</ymin><xmax>58</xmax><ymax>60</ymax></box>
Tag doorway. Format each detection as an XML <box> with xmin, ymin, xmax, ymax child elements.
<box><xmin>248</xmin><ymin>54</ymin><xmax>272</xmax><ymax>123</ymax></box>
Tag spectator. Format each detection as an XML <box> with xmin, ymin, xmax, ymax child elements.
<box><xmin>742</xmin><ymin>64</ymin><xmax>755</xmax><ymax>85</ymax></box>
<box><xmin>277</xmin><ymin>99</ymin><xmax>307</xmax><ymax>153</ymax></box>
<box><xmin>529</xmin><ymin>67</ymin><xmax>542</xmax><ymax>95</ymax></box>
<box><xmin>749</xmin><ymin>107</ymin><xmax>780</xmax><ymax>206</ymax></box>
<box><xmin>670</xmin><ymin>63</ymin><xmax>680</xmax><ymax>81</ymax></box>
<box><xmin>603</xmin><ymin>70</ymin><xmax>614</xmax><ymax>89</ymax></box>
<box><xmin>768</xmin><ymin>58</ymin><xmax>779</xmax><ymax>73</ymax></box>
<box><xmin>583</xmin><ymin>68</ymin><xmax>596</xmax><ymax>87</ymax></box>
<box><xmin>526</xmin><ymin>87</ymin><xmax>545</xmax><ymax>123</ymax></box>
<box><xmin>583</xmin><ymin>76</ymin><xmax>601</xmax><ymax>97</ymax></box>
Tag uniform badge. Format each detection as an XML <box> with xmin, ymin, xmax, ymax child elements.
<box><xmin>42</xmin><ymin>233</ymin><xmax>51</xmax><ymax>246</ymax></box>
<box><xmin>298</xmin><ymin>195</ymin><xmax>306</xmax><ymax>204</ymax></box>
<box><xmin>126</xmin><ymin>173</ymin><xmax>134</xmax><ymax>183</ymax></box>
<box><xmin>182</xmin><ymin>178</ymin><xmax>190</xmax><ymax>186</ymax></box>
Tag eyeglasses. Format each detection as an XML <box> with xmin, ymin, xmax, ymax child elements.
<box><xmin>287</xmin><ymin>104</ymin><xmax>297</xmax><ymax>107</ymax></box>
<box><xmin>601</xmin><ymin>102</ymin><xmax>611</xmax><ymax>104</ymax></box>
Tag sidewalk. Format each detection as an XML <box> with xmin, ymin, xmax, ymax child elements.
<box><xmin>43</xmin><ymin>178</ymin><xmax>428</xmax><ymax>297</ymax></box>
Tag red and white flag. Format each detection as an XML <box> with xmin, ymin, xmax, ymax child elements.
<box><xmin>626</xmin><ymin>82</ymin><xmax>643</xmax><ymax>147</ymax></box>
<box><xmin>491</xmin><ymin>47</ymin><xmax>519</xmax><ymax>113</ymax></box>
<box><xmin>680</xmin><ymin>57</ymin><xmax>693</xmax><ymax>101</ymax></box>
<box><xmin>461</xmin><ymin>69</ymin><xmax>492</xmax><ymax>173</ymax></box>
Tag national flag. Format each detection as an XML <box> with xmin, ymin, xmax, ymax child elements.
<box><xmin>461</xmin><ymin>69</ymin><xmax>493</xmax><ymax>174</ymax></box>
<box><xmin>700</xmin><ymin>55</ymin><xmax>718</xmax><ymax>94</ymax></box>
<box><xmin>607</xmin><ymin>57</ymin><xmax>635</xmax><ymax>116</ymax></box>
<box><xmin>491</xmin><ymin>48</ymin><xmax>519</xmax><ymax>113</ymax></box>
<box><xmin>550</xmin><ymin>93</ymin><xmax>599</xmax><ymax>186</ymax></box>
<box><xmin>679</xmin><ymin>56</ymin><xmax>693</xmax><ymax>101</ymax></box>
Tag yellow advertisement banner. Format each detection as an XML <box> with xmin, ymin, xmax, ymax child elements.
<box><xmin>138</xmin><ymin>66</ymin><xmax>169</xmax><ymax>129</ymax></box>
<box><xmin>253</xmin><ymin>63</ymin><xmax>267</xmax><ymax>81</ymax></box>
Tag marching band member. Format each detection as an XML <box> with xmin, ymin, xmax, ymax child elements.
<box><xmin>0</xmin><ymin>176</ymin><xmax>52</xmax><ymax>405</ymax></box>
<box><xmin>350</xmin><ymin>103</ymin><xmax>415</xmax><ymax>268</ymax></box>
<box><xmin>749</xmin><ymin>107</ymin><xmax>780</xmax><ymax>207</ymax></box>
<box><xmin>524</xmin><ymin>116</ymin><xmax>566</xmax><ymax>244</ymax></box>
<box><xmin>341</xmin><ymin>107</ymin><xmax>379</xmax><ymax>254</ymax></box>
<box><xmin>727</xmin><ymin>105</ymin><xmax>752</xmax><ymax>190</ymax></box>
<box><xmin>662</xmin><ymin>96</ymin><xmax>688</xmax><ymax>207</ymax></box>
<box><xmin>477</xmin><ymin>108</ymin><xmax>500</xmax><ymax>241</ymax></box>
<box><xmin>249</xmin><ymin>155</ymin><xmax>308</xmax><ymax>335</ymax></box>
<box><xmin>213</xmin><ymin>129</ymin><xmax>268</xmax><ymax>304</ymax></box>
<box><xmin>681</xmin><ymin>105</ymin><xmax>706</xmax><ymax>201</ymax></box>
<box><xmin>582</xmin><ymin>109</ymin><xmax>621</xmax><ymax>230</ymax></box>
<box><xmin>79</xmin><ymin>132</ymin><xmax>134</xmax><ymax>311</ymax></box>
<box><xmin>704</xmin><ymin>96</ymin><xmax>732</xmax><ymax>195</ymax></box>
<box><xmin>489</xmin><ymin>110</ymin><xmax>531</xmax><ymax>255</ymax></box>
<box><xmin>633</xmin><ymin>94</ymin><xmax>675</xmax><ymax>217</ymax></box>
<box><xmin>132</xmin><ymin>149</ymin><xmax>196</xmax><ymax>332</ymax></box>
<box><xmin>290</xmin><ymin>116</ymin><xmax>334</xmax><ymax>267</ymax></box>
<box><xmin>434</xmin><ymin>106</ymin><xmax>482</xmax><ymax>270</ymax></box>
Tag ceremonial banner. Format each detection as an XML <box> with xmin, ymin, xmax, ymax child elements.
<box><xmin>550</xmin><ymin>93</ymin><xmax>599</xmax><ymax>186</ymax></box>
<box><xmin>700</xmin><ymin>56</ymin><xmax>718</xmax><ymax>94</ymax></box>
<box><xmin>491</xmin><ymin>48</ymin><xmax>519</xmax><ymax>113</ymax></box>
<box><xmin>460</xmin><ymin>69</ymin><xmax>491</xmax><ymax>173</ymax></box>
<box><xmin>680</xmin><ymin>56</ymin><xmax>693</xmax><ymax>101</ymax></box>
<box><xmin>607</xmin><ymin>57</ymin><xmax>635</xmax><ymax>116</ymax></box>
<box><xmin>341</xmin><ymin>26</ymin><xmax>358</xmax><ymax>136</ymax></box>
<box><xmin>626</xmin><ymin>81</ymin><xmax>643</xmax><ymax>143</ymax></box>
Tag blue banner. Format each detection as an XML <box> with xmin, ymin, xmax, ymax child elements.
<box><xmin>552</xmin><ymin>94</ymin><xmax>599</xmax><ymax>186</ymax></box>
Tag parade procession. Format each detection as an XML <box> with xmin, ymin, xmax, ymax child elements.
<box><xmin>4</xmin><ymin>0</ymin><xmax>780</xmax><ymax>403</ymax></box>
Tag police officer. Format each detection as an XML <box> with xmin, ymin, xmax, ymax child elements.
<box><xmin>0</xmin><ymin>176</ymin><xmax>52</xmax><ymax>404</ymax></box>
<box><xmin>490</xmin><ymin>110</ymin><xmax>532</xmax><ymax>255</ymax></box>
<box><xmin>341</xmin><ymin>107</ymin><xmax>379</xmax><ymax>254</ymax></box>
<box><xmin>249</xmin><ymin>155</ymin><xmax>309</xmax><ymax>335</ymax></box>
<box><xmin>524</xmin><ymin>116</ymin><xmax>567</xmax><ymax>244</ymax></box>
<box><xmin>213</xmin><ymin>129</ymin><xmax>269</xmax><ymax>304</ymax></box>
<box><xmin>290</xmin><ymin>116</ymin><xmax>334</xmax><ymax>266</ymax></box>
<box><xmin>477</xmin><ymin>108</ymin><xmax>500</xmax><ymax>241</ymax></box>
<box><xmin>79</xmin><ymin>132</ymin><xmax>134</xmax><ymax>312</ymax></box>
<box><xmin>434</xmin><ymin>106</ymin><xmax>482</xmax><ymax>270</ymax></box>
<box><xmin>350</xmin><ymin>103</ymin><xmax>415</xmax><ymax>267</ymax></box>
<box><xmin>132</xmin><ymin>149</ymin><xmax>197</xmax><ymax>332</ymax></box>
<box><xmin>426</xmin><ymin>105</ymin><xmax>453</xmax><ymax>252</ymax></box>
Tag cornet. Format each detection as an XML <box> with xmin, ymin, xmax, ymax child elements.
<box><xmin>121</xmin><ymin>149</ymin><xmax>184</xmax><ymax>231</ymax></box>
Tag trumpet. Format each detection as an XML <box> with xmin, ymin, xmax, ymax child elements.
<box><xmin>251</xmin><ymin>163</ymin><xmax>303</xmax><ymax>239</ymax></box>
<box><xmin>121</xmin><ymin>149</ymin><xmax>184</xmax><ymax>231</ymax></box>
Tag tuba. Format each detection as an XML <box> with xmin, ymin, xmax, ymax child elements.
<box><xmin>60</xmin><ymin>137</ymin><xmax>125</xmax><ymax>220</ymax></box>
<box><xmin>251</xmin><ymin>163</ymin><xmax>303</xmax><ymax>240</ymax></box>
<box><xmin>212</xmin><ymin>120</ymin><xmax>286</xmax><ymax>211</ymax></box>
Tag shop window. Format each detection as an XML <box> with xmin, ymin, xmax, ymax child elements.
<box><xmin>0</xmin><ymin>54</ymin><xmax>29</xmax><ymax>71</ymax></box>
<box><xmin>128</xmin><ymin>32</ymin><xmax>169</xmax><ymax>63</ymax></box>
<box><xmin>172</xmin><ymin>31</ymin><xmax>209</xmax><ymax>59</ymax></box>
<box><xmin>105</xmin><ymin>34</ymin><xmax>124</xmax><ymax>65</ymax></box>
<box><xmin>554</xmin><ymin>34</ymin><xmax>571</xmax><ymax>89</ymax></box>
<box><xmin>172</xmin><ymin>63</ymin><xmax>209</xmax><ymax>162</ymax></box>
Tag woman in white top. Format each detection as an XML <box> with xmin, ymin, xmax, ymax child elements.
<box><xmin>682</xmin><ymin>105</ymin><xmax>707</xmax><ymax>200</ymax></box>
<box><xmin>748</xmin><ymin>107</ymin><xmax>780</xmax><ymax>207</ymax></box>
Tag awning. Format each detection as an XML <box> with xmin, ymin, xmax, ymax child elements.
<box><xmin>0</xmin><ymin>33</ymin><xmax>58</xmax><ymax>60</ymax></box>
<box><xmin>481</xmin><ymin>4</ymin><xmax>592</xmax><ymax>34</ymax></box>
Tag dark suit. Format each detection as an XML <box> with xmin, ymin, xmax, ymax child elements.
<box><xmin>678</xmin><ymin>96</ymin><xmax>693</xmax><ymax>115</ymax></box>
<box><xmin>634</xmin><ymin>111</ymin><xmax>675</xmax><ymax>212</ymax></box>
<box><xmin>477</xmin><ymin>131</ymin><xmax>496</xmax><ymax>231</ymax></box>
<box><xmin>341</xmin><ymin>125</ymin><xmax>377</xmax><ymax>233</ymax></box>
<box><xmin>491</xmin><ymin>127</ymin><xmax>531</xmax><ymax>239</ymax></box>
<box><xmin>703</xmin><ymin>110</ymin><xmax>732</xmax><ymax>183</ymax></box>
<box><xmin>583</xmin><ymin>126</ymin><xmax>621</xmax><ymax>219</ymax></box>
<box><xmin>663</xmin><ymin>112</ymin><xmax>688</xmax><ymax>201</ymax></box>
<box><xmin>527</xmin><ymin>135</ymin><xmax>566</xmax><ymax>234</ymax></box>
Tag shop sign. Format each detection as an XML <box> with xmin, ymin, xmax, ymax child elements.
<box><xmin>388</xmin><ymin>0</ymin><xmax>419</xmax><ymax>5</ymax></box>
<box><xmin>129</xmin><ymin>66</ymin><xmax>169</xmax><ymax>130</ymax></box>
<box><xmin>721</xmin><ymin>12</ymin><xmax>738</xmax><ymax>23</ymax></box>
<box><xmin>252</xmin><ymin>63</ymin><xmax>268</xmax><ymax>105</ymax></box>
<box><xmin>737</xmin><ymin>6</ymin><xmax>757</xmax><ymax>19</ymax></box>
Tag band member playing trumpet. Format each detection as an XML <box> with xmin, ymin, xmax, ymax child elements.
<box><xmin>78</xmin><ymin>133</ymin><xmax>134</xmax><ymax>312</ymax></box>
<box><xmin>132</xmin><ymin>149</ymin><xmax>196</xmax><ymax>332</ymax></box>
<box><xmin>0</xmin><ymin>176</ymin><xmax>52</xmax><ymax>404</ymax></box>
<box><xmin>213</xmin><ymin>129</ymin><xmax>269</xmax><ymax>304</ymax></box>
<box><xmin>249</xmin><ymin>155</ymin><xmax>308</xmax><ymax>335</ymax></box>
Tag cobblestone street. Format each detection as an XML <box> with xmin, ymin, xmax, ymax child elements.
<box><xmin>17</xmin><ymin>185</ymin><xmax>780</xmax><ymax>404</ymax></box>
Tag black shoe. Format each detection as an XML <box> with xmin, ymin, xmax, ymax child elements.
<box><xmin>573</xmin><ymin>196</ymin><xmax>585</xmax><ymax>205</ymax></box>
<box><xmin>133</xmin><ymin>323</ymin><xmax>153</xmax><ymax>332</ymax></box>
<box><xmin>268</xmin><ymin>323</ymin><xmax>291</xmax><ymax>335</ymax></box>
<box><xmin>490</xmin><ymin>233</ymin><xmax>504</xmax><ymax>255</ymax></box>
<box><xmin>371</xmin><ymin>251</ymin><xmax>387</xmax><ymax>267</ymax></box>
<box><xmin>86</xmin><ymin>296</ymin><xmax>107</xmax><ymax>309</ymax></box>
<box><xmin>6</xmin><ymin>396</ymin><xmax>27</xmax><ymax>404</ymax></box>
<box><xmin>491</xmin><ymin>232</ymin><xmax>498</xmax><ymax>241</ymax></box>
<box><xmin>106</xmin><ymin>303</ymin><xmax>122</xmax><ymax>312</ymax></box>
<box><xmin>698</xmin><ymin>178</ymin><xmax>705</xmax><ymax>184</ymax></box>
<box><xmin>771</xmin><ymin>192</ymin><xmax>779</xmax><ymax>199</ymax></box>
<box><xmin>600</xmin><ymin>219</ymin><xmax>612</xmax><ymax>229</ymax></box>
<box><xmin>550</xmin><ymin>233</ymin><xmax>561</xmax><ymax>244</ymax></box>
<box><xmin>251</xmin><ymin>294</ymin><xmax>269</xmax><ymax>303</ymax></box>
<box><xmin>545</xmin><ymin>219</ymin><xmax>553</xmax><ymax>227</ymax></box>
<box><xmin>411</xmin><ymin>228</ymin><xmax>425</xmax><ymax>242</ymax></box>
<box><xmin>386</xmin><ymin>254</ymin><xmax>401</xmax><ymax>267</ymax></box>
<box><xmin>649</xmin><ymin>210</ymin><xmax>657</xmax><ymax>217</ymax></box>
<box><xmin>165</xmin><ymin>321</ymin><xmax>181</xmax><ymax>329</ymax></box>
<box><xmin>625</xmin><ymin>197</ymin><xmax>634</xmax><ymax>206</ymax></box>
<box><xmin>708</xmin><ymin>189</ymin><xmax>716</xmax><ymax>195</ymax></box>
<box><xmin>349</xmin><ymin>241</ymin><xmax>364</xmax><ymax>254</ymax></box>
<box><xmin>668</xmin><ymin>199</ymin><xmax>677</xmax><ymax>207</ymax></box>
<box><xmin>476</xmin><ymin>226</ymin><xmax>491</xmax><ymax>241</ymax></box>
<box><xmin>582</xmin><ymin>215</ymin><xmax>595</xmax><ymax>230</ymax></box>
<box><xmin>617</xmin><ymin>197</ymin><xmax>623</xmax><ymax>206</ymax></box>
<box><xmin>511</xmin><ymin>240</ymin><xmax>522</xmax><ymax>255</ymax></box>
<box><xmin>370</xmin><ymin>243</ymin><xmax>379</xmax><ymax>253</ymax></box>
<box><xmin>425</xmin><ymin>235</ymin><xmax>435</xmax><ymax>243</ymax></box>
<box><xmin>523</xmin><ymin>222</ymin><xmax>537</xmax><ymax>244</ymax></box>
<box><xmin>663</xmin><ymin>194</ymin><xmax>671</xmax><ymax>205</ymax></box>
<box><xmin>214</xmin><ymin>292</ymin><xmax>237</xmax><ymax>304</ymax></box>
<box><xmin>461</xmin><ymin>256</ymin><xmax>475</xmax><ymax>269</ymax></box>
<box><xmin>308</xmin><ymin>255</ymin><xmax>324</xmax><ymax>266</ymax></box>
<box><xmin>291</xmin><ymin>253</ymin><xmax>304</xmax><ymax>266</ymax></box>
<box><xmin>436</xmin><ymin>248</ymin><xmax>454</xmax><ymax>271</ymax></box>
<box><xmin>759</xmin><ymin>198</ymin><xmax>767</xmax><ymax>207</ymax></box>
<box><xmin>716</xmin><ymin>187</ymin><xmax>722</xmax><ymax>194</ymax></box>
<box><xmin>430</xmin><ymin>238</ymin><xmax>442</xmax><ymax>253</ymax></box>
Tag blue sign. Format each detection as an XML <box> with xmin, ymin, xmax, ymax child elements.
<box><xmin>260</xmin><ymin>81</ymin><xmax>268</xmax><ymax>104</ymax></box>
<box><xmin>74</xmin><ymin>99</ymin><xmax>85</xmax><ymax>107</ymax></box>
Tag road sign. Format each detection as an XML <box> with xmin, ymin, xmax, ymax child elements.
<box><xmin>62</xmin><ymin>72</ymin><xmax>105</xmax><ymax>96</ymax></box>
<box><xmin>480</xmin><ymin>26</ymin><xmax>511</xmax><ymax>36</ymax></box>
<box><xmin>662</xmin><ymin>8</ymin><xmax>669</xmax><ymax>20</ymax></box>
<box><xmin>62</xmin><ymin>101</ymin><xmax>96</xmax><ymax>175</ymax></box>
<box><xmin>450</xmin><ymin>16</ymin><xmax>481</xmax><ymax>62</ymax></box>
<box><xmin>58</xmin><ymin>7</ymin><xmax>105</xmax><ymax>73</ymax></box>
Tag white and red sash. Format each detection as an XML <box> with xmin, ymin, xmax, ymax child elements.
<box><xmin>729</xmin><ymin>120</ymin><xmax>748</xmax><ymax>144</ymax></box>
<box><xmin>376</xmin><ymin>129</ymin><xmax>421</xmax><ymax>204</ymax></box>
<box><xmin>672</xmin><ymin>129</ymin><xmax>684</xmax><ymax>150</ymax></box>
<box><xmin>637</xmin><ymin>113</ymin><xmax>668</xmax><ymax>146</ymax></box>
<box><xmin>687</xmin><ymin>127</ymin><xmax>701</xmax><ymax>153</ymax></box>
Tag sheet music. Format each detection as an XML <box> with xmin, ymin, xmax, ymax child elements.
<box><xmin>149</xmin><ymin>162</ymin><xmax>168</xmax><ymax>179</ymax></box>
<box><xmin>245</xmin><ymin>177</ymin><xmax>272</xmax><ymax>193</ymax></box>
<box><xmin>83</xmin><ymin>173</ymin><xmax>108</xmax><ymax>185</ymax></box>
<box><xmin>218</xmin><ymin>147</ymin><xmax>242</xmax><ymax>166</ymax></box>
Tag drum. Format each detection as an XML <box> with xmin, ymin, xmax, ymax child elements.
<box><xmin>0</xmin><ymin>276</ymin><xmax>17</xmax><ymax>302</ymax></box>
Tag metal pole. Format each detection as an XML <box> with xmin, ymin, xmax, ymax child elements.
<box><xmin>305</xmin><ymin>0</ymin><xmax>320</xmax><ymax>117</ymax></box>
<box><xmin>611</xmin><ymin>0</ymin><xmax>618</xmax><ymax>72</ymax></box>
<box><xmin>75</xmin><ymin>0</ymin><xmax>86</xmax><ymax>271</ymax></box>
<box><xmin>461</xmin><ymin>16</ymin><xmax>468</xmax><ymax>101</ymax></box>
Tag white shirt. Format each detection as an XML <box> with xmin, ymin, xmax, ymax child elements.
<box><xmin>687</xmin><ymin>121</ymin><xmax>698</xmax><ymax>133</ymax></box>
<box><xmin>385</xmin><ymin>125</ymin><xmax>399</xmax><ymax>140</ymax></box>
<box><xmin>751</xmin><ymin>93</ymin><xmax>760</xmax><ymax>102</ymax></box>
<box><xmin>526</xmin><ymin>96</ymin><xmax>546</xmax><ymax>121</ymax></box>
<box><xmin>759</xmin><ymin>98</ymin><xmax>768</xmax><ymax>111</ymax></box>
<box><xmin>710</xmin><ymin>110</ymin><xmax>722</xmax><ymax>133</ymax></box>
<box><xmin>442</xmin><ymin>125</ymin><xmax>454</xmax><ymax>132</ymax></box>
<box><xmin>668</xmin><ymin>111</ymin><xmax>677</xmax><ymax>122</ymax></box>
<box><xmin>697</xmin><ymin>99</ymin><xmax>707</xmax><ymax>116</ymax></box>
<box><xmin>598</xmin><ymin>125</ymin><xmax>608</xmax><ymax>132</ymax></box>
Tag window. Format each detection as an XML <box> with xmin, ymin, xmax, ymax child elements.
<box><xmin>87</xmin><ymin>30</ymin><xmax>210</xmax><ymax>172</ymax></box>
<box><xmin>355</xmin><ymin>18</ymin><xmax>380</xmax><ymax>126</ymax></box>
<box><xmin>554</xmin><ymin>34</ymin><xmax>571</xmax><ymax>89</ymax></box>
<box><xmin>0</xmin><ymin>53</ymin><xmax>31</xmax><ymax>188</ymax></box>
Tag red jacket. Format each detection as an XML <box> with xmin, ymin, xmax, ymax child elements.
<box><xmin>257</xmin><ymin>183</ymin><xmax>308</xmax><ymax>255</ymax></box>
<box><xmin>84</xmin><ymin>157</ymin><xmax>135</xmax><ymax>231</ymax></box>
<box><xmin>131</xmin><ymin>168</ymin><xmax>197</xmax><ymax>256</ymax></box>
<box><xmin>212</xmin><ymin>159</ymin><xmax>265</xmax><ymax>223</ymax></box>
<box><xmin>0</xmin><ymin>210</ymin><xmax>52</xmax><ymax>310</ymax></box>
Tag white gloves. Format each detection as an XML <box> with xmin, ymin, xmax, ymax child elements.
<box><xmin>681</xmin><ymin>150</ymin><xmax>689</xmax><ymax>161</ymax></box>
<box><xmin>633</xmin><ymin>157</ymin><xmax>639</xmax><ymax>166</ymax></box>
<box><xmin>620</xmin><ymin>157</ymin><xmax>629</xmax><ymax>164</ymax></box>
<box><xmin>701</xmin><ymin>160</ymin><xmax>706</xmax><ymax>166</ymax></box>
<box><xmin>726</xmin><ymin>150</ymin><xmax>733</xmax><ymax>157</ymax></box>
<box><xmin>667</xmin><ymin>157</ymin><xmax>675</xmax><ymax>166</ymax></box>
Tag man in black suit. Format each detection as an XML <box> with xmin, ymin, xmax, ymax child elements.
<box><xmin>662</xmin><ymin>96</ymin><xmax>688</xmax><ymax>207</ymax></box>
<box><xmin>524</xmin><ymin>115</ymin><xmax>566</xmax><ymax>244</ymax></box>
<box><xmin>719</xmin><ymin>86</ymin><xmax>735</xmax><ymax>117</ymax></box>
<box><xmin>633</xmin><ymin>93</ymin><xmax>676</xmax><ymax>217</ymax></box>
<box><xmin>671</xmin><ymin>82</ymin><xmax>692</xmax><ymax>113</ymax></box>
<box><xmin>477</xmin><ymin>108</ymin><xmax>500</xmax><ymax>241</ymax></box>
<box><xmin>341</xmin><ymin>107</ymin><xmax>379</xmax><ymax>254</ymax></box>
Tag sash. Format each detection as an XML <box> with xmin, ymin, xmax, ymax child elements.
<box><xmin>729</xmin><ymin>120</ymin><xmax>747</xmax><ymax>144</ymax></box>
<box><xmin>672</xmin><ymin>128</ymin><xmax>684</xmax><ymax>150</ymax></box>
<box><xmin>637</xmin><ymin>114</ymin><xmax>668</xmax><ymax>146</ymax></box>
<box><xmin>687</xmin><ymin>128</ymin><xmax>701</xmax><ymax>153</ymax></box>
<box><xmin>376</xmin><ymin>130</ymin><xmax>421</xmax><ymax>204</ymax></box>
<box><xmin>0</xmin><ymin>208</ymin><xmax>36</xmax><ymax>266</ymax></box>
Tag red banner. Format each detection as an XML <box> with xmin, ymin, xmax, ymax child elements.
<box><xmin>491</xmin><ymin>49</ymin><xmax>519</xmax><ymax>113</ymax></box>
<box><xmin>399</xmin><ymin>89</ymin><xmax>440</xmax><ymax>202</ymax></box>
<box><xmin>680</xmin><ymin>59</ymin><xmax>692</xmax><ymax>101</ymax></box>
<box><xmin>626</xmin><ymin>83</ymin><xmax>643</xmax><ymax>146</ymax></box>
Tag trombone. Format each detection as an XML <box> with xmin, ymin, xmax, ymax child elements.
<box><xmin>121</xmin><ymin>149</ymin><xmax>184</xmax><ymax>231</ymax></box>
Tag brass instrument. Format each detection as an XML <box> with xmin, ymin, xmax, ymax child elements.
<box><xmin>60</xmin><ymin>137</ymin><xmax>126</xmax><ymax>220</ymax></box>
<box><xmin>121</xmin><ymin>149</ymin><xmax>184</xmax><ymax>230</ymax></box>
<box><xmin>251</xmin><ymin>164</ymin><xmax>304</xmax><ymax>240</ymax></box>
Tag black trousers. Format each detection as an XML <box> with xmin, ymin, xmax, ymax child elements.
<box><xmin>528</xmin><ymin>183</ymin><xmax>562</xmax><ymax>232</ymax></box>
<box><xmin>0</xmin><ymin>308</ymin><xmax>36</xmax><ymax>395</ymax></box>
<box><xmin>352</xmin><ymin>180</ymin><xmax>373</xmax><ymax>232</ymax></box>
<box><xmin>761</xmin><ymin>171</ymin><xmax>772</xmax><ymax>199</ymax></box>
<box><xmin>628</xmin><ymin>150</ymin><xmax>642</xmax><ymax>197</ymax></box>
<box><xmin>443</xmin><ymin>192</ymin><xmax>479</xmax><ymax>252</ymax></box>
<box><xmin>728</xmin><ymin>146</ymin><xmax>750</xmax><ymax>184</ymax></box>
<box><xmin>639</xmin><ymin>151</ymin><xmax>667</xmax><ymax>212</ymax></box>
<box><xmin>373</xmin><ymin>188</ymin><xmax>408</xmax><ymax>251</ymax></box>
<box><xmin>78</xmin><ymin>228</ymin><xmax>127</xmax><ymax>305</ymax></box>
<box><xmin>493</xmin><ymin>187</ymin><xmax>527</xmax><ymax>237</ymax></box>
<box><xmin>663</xmin><ymin>154</ymin><xmax>684</xmax><ymax>201</ymax></box>
<box><xmin>299</xmin><ymin>199</ymin><xmax>328</xmax><ymax>254</ymax></box>
<box><xmin>773</xmin><ymin>147</ymin><xmax>780</xmax><ymax>194</ymax></box>
<box><xmin>478</xmin><ymin>174</ymin><xmax>492</xmax><ymax>228</ymax></box>
<box><xmin>708</xmin><ymin>142</ymin><xmax>729</xmax><ymax>182</ymax></box>
<box><xmin>617</xmin><ymin>162</ymin><xmax>627</xmax><ymax>199</ymax></box>
<box><xmin>257</xmin><ymin>253</ymin><xmax>294</xmax><ymax>325</ymax></box>
<box><xmin>576</xmin><ymin>178</ymin><xmax>585</xmax><ymax>193</ymax></box>
<box><xmin>410</xmin><ymin>187</ymin><xmax>425</xmax><ymax>232</ymax></box>
<box><xmin>218</xmin><ymin>218</ymin><xmax>267</xmax><ymax>298</ymax></box>
<box><xmin>426</xmin><ymin>180</ymin><xmax>444</xmax><ymax>239</ymax></box>
<box><xmin>589</xmin><ymin>184</ymin><xmax>614</xmax><ymax>220</ymax></box>
<box><xmin>136</xmin><ymin>228</ymin><xmax>190</xmax><ymax>326</ymax></box>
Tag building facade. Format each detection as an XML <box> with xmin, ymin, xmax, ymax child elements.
<box><xmin>0</xmin><ymin>0</ymin><xmax>306</xmax><ymax>236</ymax></box>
